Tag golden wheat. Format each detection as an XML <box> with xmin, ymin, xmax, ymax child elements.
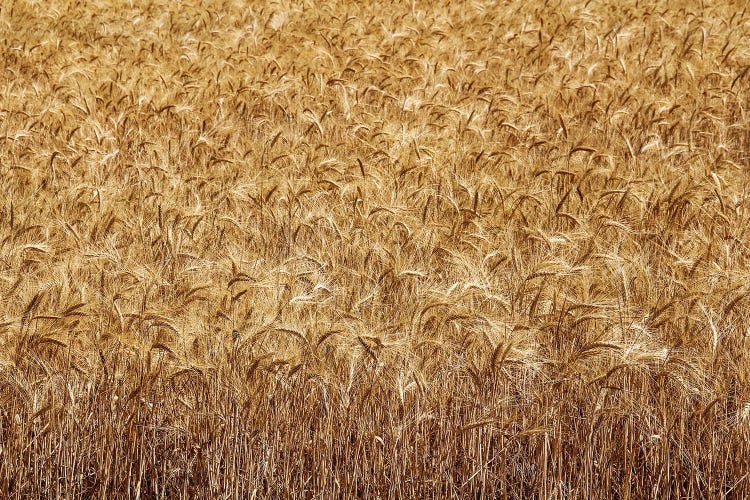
<box><xmin>1</xmin><ymin>0</ymin><xmax>750</xmax><ymax>497</ymax></box>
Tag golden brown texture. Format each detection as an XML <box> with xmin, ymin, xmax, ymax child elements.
<box><xmin>1</xmin><ymin>0</ymin><xmax>750</xmax><ymax>497</ymax></box>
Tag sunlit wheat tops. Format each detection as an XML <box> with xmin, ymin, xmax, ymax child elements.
<box><xmin>1</xmin><ymin>0</ymin><xmax>750</xmax><ymax>497</ymax></box>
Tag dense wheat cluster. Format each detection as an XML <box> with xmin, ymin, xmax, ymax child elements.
<box><xmin>1</xmin><ymin>0</ymin><xmax>750</xmax><ymax>497</ymax></box>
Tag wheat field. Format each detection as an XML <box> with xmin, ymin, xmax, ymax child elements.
<box><xmin>1</xmin><ymin>0</ymin><xmax>749</xmax><ymax>497</ymax></box>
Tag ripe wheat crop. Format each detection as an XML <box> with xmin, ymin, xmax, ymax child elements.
<box><xmin>1</xmin><ymin>0</ymin><xmax>750</xmax><ymax>497</ymax></box>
